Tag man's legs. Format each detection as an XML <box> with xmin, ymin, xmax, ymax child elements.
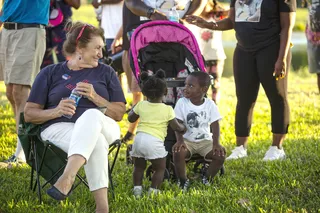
<box><xmin>3</xmin><ymin>28</ymin><xmax>46</xmax><ymax>163</ymax></box>
<box><xmin>4</xmin><ymin>84</ymin><xmax>30</xmax><ymax>162</ymax></box>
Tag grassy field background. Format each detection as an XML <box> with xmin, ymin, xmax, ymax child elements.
<box><xmin>1</xmin><ymin>4</ymin><xmax>320</xmax><ymax>213</ymax></box>
<box><xmin>1</xmin><ymin>68</ymin><xmax>319</xmax><ymax>213</ymax></box>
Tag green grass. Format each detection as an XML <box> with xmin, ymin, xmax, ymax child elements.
<box><xmin>0</xmin><ymin>5</ymin><xmax>318</xmax><ymax>213</ymax></box>
<box><xmin>1</xmin><ymin>68</ymin><xmax>320</xmax><ymax>212</ymax></box>
<box><xmin>294</xmin><ymin>8</ymin><xmax>308</xmax><ymax>32</ymax></box>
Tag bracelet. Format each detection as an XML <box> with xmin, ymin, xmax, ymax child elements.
<box><xmin>146</xmin><ymin>7</ymin><xmax>156</xmax><ymax>19</ymax></box>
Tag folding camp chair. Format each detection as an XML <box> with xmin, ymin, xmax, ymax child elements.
<box><xmin>18</xmin><ymin>113</ymin><xmax>122</xmax><ymax>203</ymax></box>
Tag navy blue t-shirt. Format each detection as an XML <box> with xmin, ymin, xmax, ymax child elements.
<box><xmin>28</xmin><ymin>62</ymin><xmax>126</xmax><ymax>130</ymax></box>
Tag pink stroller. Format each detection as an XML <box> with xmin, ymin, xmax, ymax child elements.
<box><xmin>128</xmin><ymin>20</ymin><xmax>224</xmax><ymax>180</ymax></box>
<box><xmin>130</xmin><ymin>20</ymin><xmax>206</xmax><ymax>93</ymax></box>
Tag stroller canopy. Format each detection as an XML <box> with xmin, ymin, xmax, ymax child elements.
<box><xmin>130</xmin><ymin>20</ymin><xmax>206</xmax><ymax>80</ymax></box>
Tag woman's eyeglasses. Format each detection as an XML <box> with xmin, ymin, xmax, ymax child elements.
<box><xmin>76</xmin><ymin>24</ymin><xmax>94</xmax><ymax>46</ymax></box>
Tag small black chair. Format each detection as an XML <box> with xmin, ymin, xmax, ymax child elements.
<box><xmin>18</xmin><ymin>113</ymin><xmax>122</xmax><ymax>203</ymax></box>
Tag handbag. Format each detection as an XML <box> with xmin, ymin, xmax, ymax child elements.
<box><xmin>49</xmin><ymin>0</ymin><xmax>64</xmax><ymax>27</ymax></box>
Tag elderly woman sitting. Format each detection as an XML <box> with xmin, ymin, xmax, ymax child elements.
<box><xmin>24</xmin><ymin>21</ymin><xmax>126</xmax><ymax>213</ymax></box>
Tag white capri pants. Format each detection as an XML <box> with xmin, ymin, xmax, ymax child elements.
<box><xmin>41</xmin><ymin>109</ymin><xmax>120</xmax><ymax>191</ymax></box>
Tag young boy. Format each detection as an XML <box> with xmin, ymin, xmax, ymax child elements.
<box><xmin>173</xmin><ymin>71</ymin><xmax>226</xmax><ymax>189</ymax></box>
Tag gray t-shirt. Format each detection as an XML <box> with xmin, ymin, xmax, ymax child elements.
<box><xmin>230</xmin><ymin>0</ymin><xmax>296</xmax><ymax>52</ymax></box>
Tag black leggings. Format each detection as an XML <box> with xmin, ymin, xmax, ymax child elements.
<box><xmin>233</xmin><ymin>41</ymin><xmax>290</xmax><ymax>137</ymax></box>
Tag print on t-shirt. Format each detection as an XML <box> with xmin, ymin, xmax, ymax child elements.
<box><xmin>235</xmin><ymin>0</ymin><xmax>263</xmax><ymax>22</ymax></box>
<box><xmin>186</xmin><ymin>110</ymin><xmax>209</xmax><ymax>140</ymax></box>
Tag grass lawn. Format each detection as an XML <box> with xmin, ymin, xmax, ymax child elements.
<box><xmin>0</xmin><ymin>4</ymin><xmax>319</xmax><ymax>213</ymax></box>
<box><xmin>0</xmin><ymin>68</ymin><xmax>320</xmax><ymax>212</ymax></box>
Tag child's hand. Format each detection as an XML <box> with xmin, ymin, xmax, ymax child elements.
<box><xmin>172</xmin><ymin>141</ymin><xmax>186</xmax><ymax>153</ymax></box>
<box><xmin>212</xmin><ymin>144</ymin><xmax>226</xmax><ymax>157</ymax></box>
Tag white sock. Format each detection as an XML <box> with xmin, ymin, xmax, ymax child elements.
<box><xmin>133</xmin><ymin>186</ymin><xmax>142</xmax><ymax>190</ymax></box>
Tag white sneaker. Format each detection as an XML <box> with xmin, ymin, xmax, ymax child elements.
<box><xmin>226</xmin><ymin>145</ymin><xmax>248</xmax><ymax>160</ymax></box>
<box><xmin>263</xmin><ymin>146</ymin><xmax>286</xmax><ymax>161</ymax></box>
<box><xmin>133</xmin><ymin>187</ymin><xmax>142</xmax><ymax>198</ymax></box>
<box><xmin>148</xmin><ymin>188</ymin><xmax>160</xmax><ymax>196</ymax></box>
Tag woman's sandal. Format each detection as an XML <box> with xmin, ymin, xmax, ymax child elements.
<box><xmin>47</xmin><ymin>185</ymin><xmax>73</xmax><ymax>201</ymax></box>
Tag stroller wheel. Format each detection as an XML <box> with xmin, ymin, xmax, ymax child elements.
<box><xmin>126</xmin><ymin>144</ymin><xmax>133</xmax><ymax>165</ymax></box>
<box><xmin>146</xmin><ymin>165</ymin><xmax>170</xmax><ymax>181</ymax></box>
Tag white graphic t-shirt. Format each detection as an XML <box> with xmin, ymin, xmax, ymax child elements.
<box><xmin>174</xmin><ymin>97</ymin><xmax>222</xmax><ymax>142</ymax></box>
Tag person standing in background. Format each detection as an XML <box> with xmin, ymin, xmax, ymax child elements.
<box><xmin>187</xmin><ymin>0</ymin><xmax>228</xmax><ymax>103</ymax></box>
<box><xmin>115</xmin><ymin>3</ymin><xmax>143</xmax><ymax>143</ymax></box>
<box><xmin>41</xmin><ymin>0</ymin><xmax>80</xmax><ymax>68</ymax></box>
<box><xmin>306</xmin><ymin>0</ymin><xmax>320</xmax><ymax>93</ymax></box>
<box><xmin>92</xmin><ymin>0</ymin><xmax>123</xmax><ymax>53</ymax></box>
<box><xmin>186</xmin><ymin>0</ymin><xmax>296</xmax><ymax>161</ymax></box>
<box><xmin>0</xmin><ymin>0</ymin><xmax>49</xmax><ymax>163</ymax></box>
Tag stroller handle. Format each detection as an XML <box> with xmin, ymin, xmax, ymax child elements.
<box><xmin>166</xmin><ymin>78</ymin><xmax>185</xmax><ymax>88</ymax></box>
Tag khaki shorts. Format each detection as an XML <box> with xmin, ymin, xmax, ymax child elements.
<box><xmin>122</xmin><ymin>50</ymin><xmax>141</xmax><ymax>93</ymax></box>
<box><xmin>0</xmin><ymin>28</ymin><xmax>46</xmax><ymax>86</ymax></box>
<box><xmin>184</xmin><ymin>139</ymin><xmax>212</xmax><ymax>161</ymax></box>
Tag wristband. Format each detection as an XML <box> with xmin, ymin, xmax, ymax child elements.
<box><xmin>146</xmin><ymin>7</ymin><xmax>156</xmax><ymax>19</ymax></box>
